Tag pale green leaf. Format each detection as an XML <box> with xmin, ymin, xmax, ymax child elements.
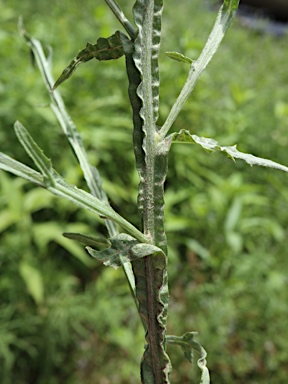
<box><xmin>14</xmin><ymin>121</ymin><xmax>55</xmax><ymax>186</ymax></box>
<box><xmin>0</xmin><ymin>151</ymin><xmax>147</xmax><ymax>243</ymax></box>
<box><xmin>166</xmin><ymin>51</ymin><xmax>193</xmax><ymax>65</ymax></box>
<box><xmin>159</xmin><ymin>0</ymin><xmax>240</xmax><ymax>139</ymax></box>
<box><xmin>0</xmin><ymin>210</ymin><xmax>21</xmax><ymax>233</ymax></box>
<box><xmin>19</xmin><ymin>262</ymin><xmax>44</xmax><ymax>304</ymax></box>
<box><xmin>165</xmin><ymin>130</ymin><xmax>288</xmax><ymax>173</ymax></box>
<box><xmin>0</xmin><ymin>152</ymin><xmax>45</xmax><ymax>186</ymax></box>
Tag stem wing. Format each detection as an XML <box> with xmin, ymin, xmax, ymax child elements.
<box><xmin>133</xmin><ymin>0</ymin><xmax>163</xmax><ymax>126</ymax></box>
<box><xmin>166</xmin><ymin>333</ymin><xmax>210</xmax><ymax>384</ymax></box>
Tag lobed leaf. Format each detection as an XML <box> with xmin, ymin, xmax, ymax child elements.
<box><xmin>86</xmin><ymin>234</ymin><xmax>165</xmax><ymax>269</ymax></box>
<box><xmin>52</xmin><ymin>31</ymin><xmax>125</xmax><ymax>90</ymax></box>
<box><xmin>14</xmin><ymin>121</ymin><xmax>55</xmax><ymax>187</ymax></box>
<box><xmin>0</xmin><ymin>152</ymin><xmax>44</xmax><ymax>187</ymax></box>
<box><xmin>165</xmin><ymin>130</ymin><xmax>288</xmax><ymax>173</ymax></box>
<box><xmin>0</xmin><ymin>124</ymin><xmax>147</xmax><ymax>243</ymax></box>
<box><xmin>87</xmin><ymin>233</ymin><xmax>138</xmax><ymax>268</ymax></box>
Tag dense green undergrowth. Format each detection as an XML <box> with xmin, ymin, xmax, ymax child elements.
<box><xmin>1</xmin><ymin>0</ymin><xmax>288</xmax><ymax>382</ymax></box>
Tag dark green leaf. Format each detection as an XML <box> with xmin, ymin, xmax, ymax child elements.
<box><xmin>52</xmin><ymin>31</ymin><xmax>125</xmax><ymax>90</ymax></box>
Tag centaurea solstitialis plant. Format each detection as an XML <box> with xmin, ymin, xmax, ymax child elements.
<box><xmin>1</xmin><ymin>1</ymin><xmax>288</xmax><ymax>383</ymax></box>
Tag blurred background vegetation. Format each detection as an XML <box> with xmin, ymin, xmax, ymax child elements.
<box><xmin>1</xmin><ymin>0</ymin><xmax>288</xmax><ymax>382</ymax></box>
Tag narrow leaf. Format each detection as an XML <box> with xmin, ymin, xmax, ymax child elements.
<box><xmin>159</xmin><ymin>0</ymin><xmax>240</xmax><ymax>139</ymax></box>
<box><xmin>166</xmin><ymin>130</ymin><xmax>288</xmax><ymax>173</ymax></box>
<box><xmin>52</xmin><ymin>31</ymin><xmax>125</xmax><ymax>90</ymax></box>
<box><xmin>19</xmin><ymin>262</ymin><xmax>44</xmax><ymax>305</ymax></box>
<box><xmin>166</xmin><ymin>333</ymin><xmax>210</xmax><ymax>384</ymax></box>
<box><xmin>220</xmin><ymin>145</ymin><xmax>288</xmax><ymax>172</ymax></box>
<box><xmin>0</xmin><ymin>136</ymin><xmax>147</xmax><ymax>244</ymax></box>
<box><xmin>0</xmin><ymin>152</ymin><xmax>44</xmax><ymax>187</ymax></box>
<box><xmin>14</xmin><ymin>121</ymin><xmax>55</xmax><ymax>186</ymax></box>
<box><xmin>165</xmin><ymin>51</ymin><xmax>193</xmax><ymax>65</ymax></box>
<box><xmin>63</xmin><ymin>232</ymin><xmax>111</xmax><ymax>247</ymax></box>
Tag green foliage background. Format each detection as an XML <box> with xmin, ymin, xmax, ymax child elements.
<box><xmin>1</xmin><ymin>0</ymin><xmax>288</xmax><ymax>382</ymax></box>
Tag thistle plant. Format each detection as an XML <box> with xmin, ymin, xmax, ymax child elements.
<box><xmin>1</xmin><ymin>0</ymin><xmax>288</xmax><ymax>383</ymax></box>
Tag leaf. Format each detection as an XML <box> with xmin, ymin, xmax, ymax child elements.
<box><xmin>0</xmin><ymin>125</ymin><xmax>147</xmax><ymax>243</ymax></box>
<box><xmin>52</xmin><ymin>31</ymin><xmax>125</xmax><ymax>90</ymax></box>
<box><xmin>19</xmin><ymin>262</ymin><xmax>44</xmax><ymax>305</ymax></box>
<box><xmin>159</xmin><ymin>0</ymin><xmax>240</xmax><ymax>139</ymax></box>
<box><xmin>14</xmin><ymin>121</ymin><xmax>55</xmax><ymax>186</ymax></box>
<box><xmin>165</xmin><ymin>51</ymin><xmax>193</xmax><ymax>65</ymax></box>
<box><xmin>20</xmin><ymin>25</ymin><xmax>137</xmax><ymax>305</ymax></box>
<box><xmin>165</xmin><ymin>130</ymin><xmax>288</xmax><ymax>173</ymax></box>
<box><xmin>87</xmin><ymin>233</ymin><xmax>139</xmax><ymax>269</ymax></box>
<box><xmin>220</xmin><ymin>145</ymin><xmax>288</xmax><ymax>172</ymax></box>
<box><xmin>63</xmin><ymin>232</ymin><xmax>111</xmax><ymax>248</ymax></box>
<box><xmin>166</xmin><ymin>333</ymin><xmax>210</xmax><ymax>384</ymax></box>
<box><xmin>0</xmin><ymin>152</ymin><xmax>44</xmax><ymax>187</ymax></box>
